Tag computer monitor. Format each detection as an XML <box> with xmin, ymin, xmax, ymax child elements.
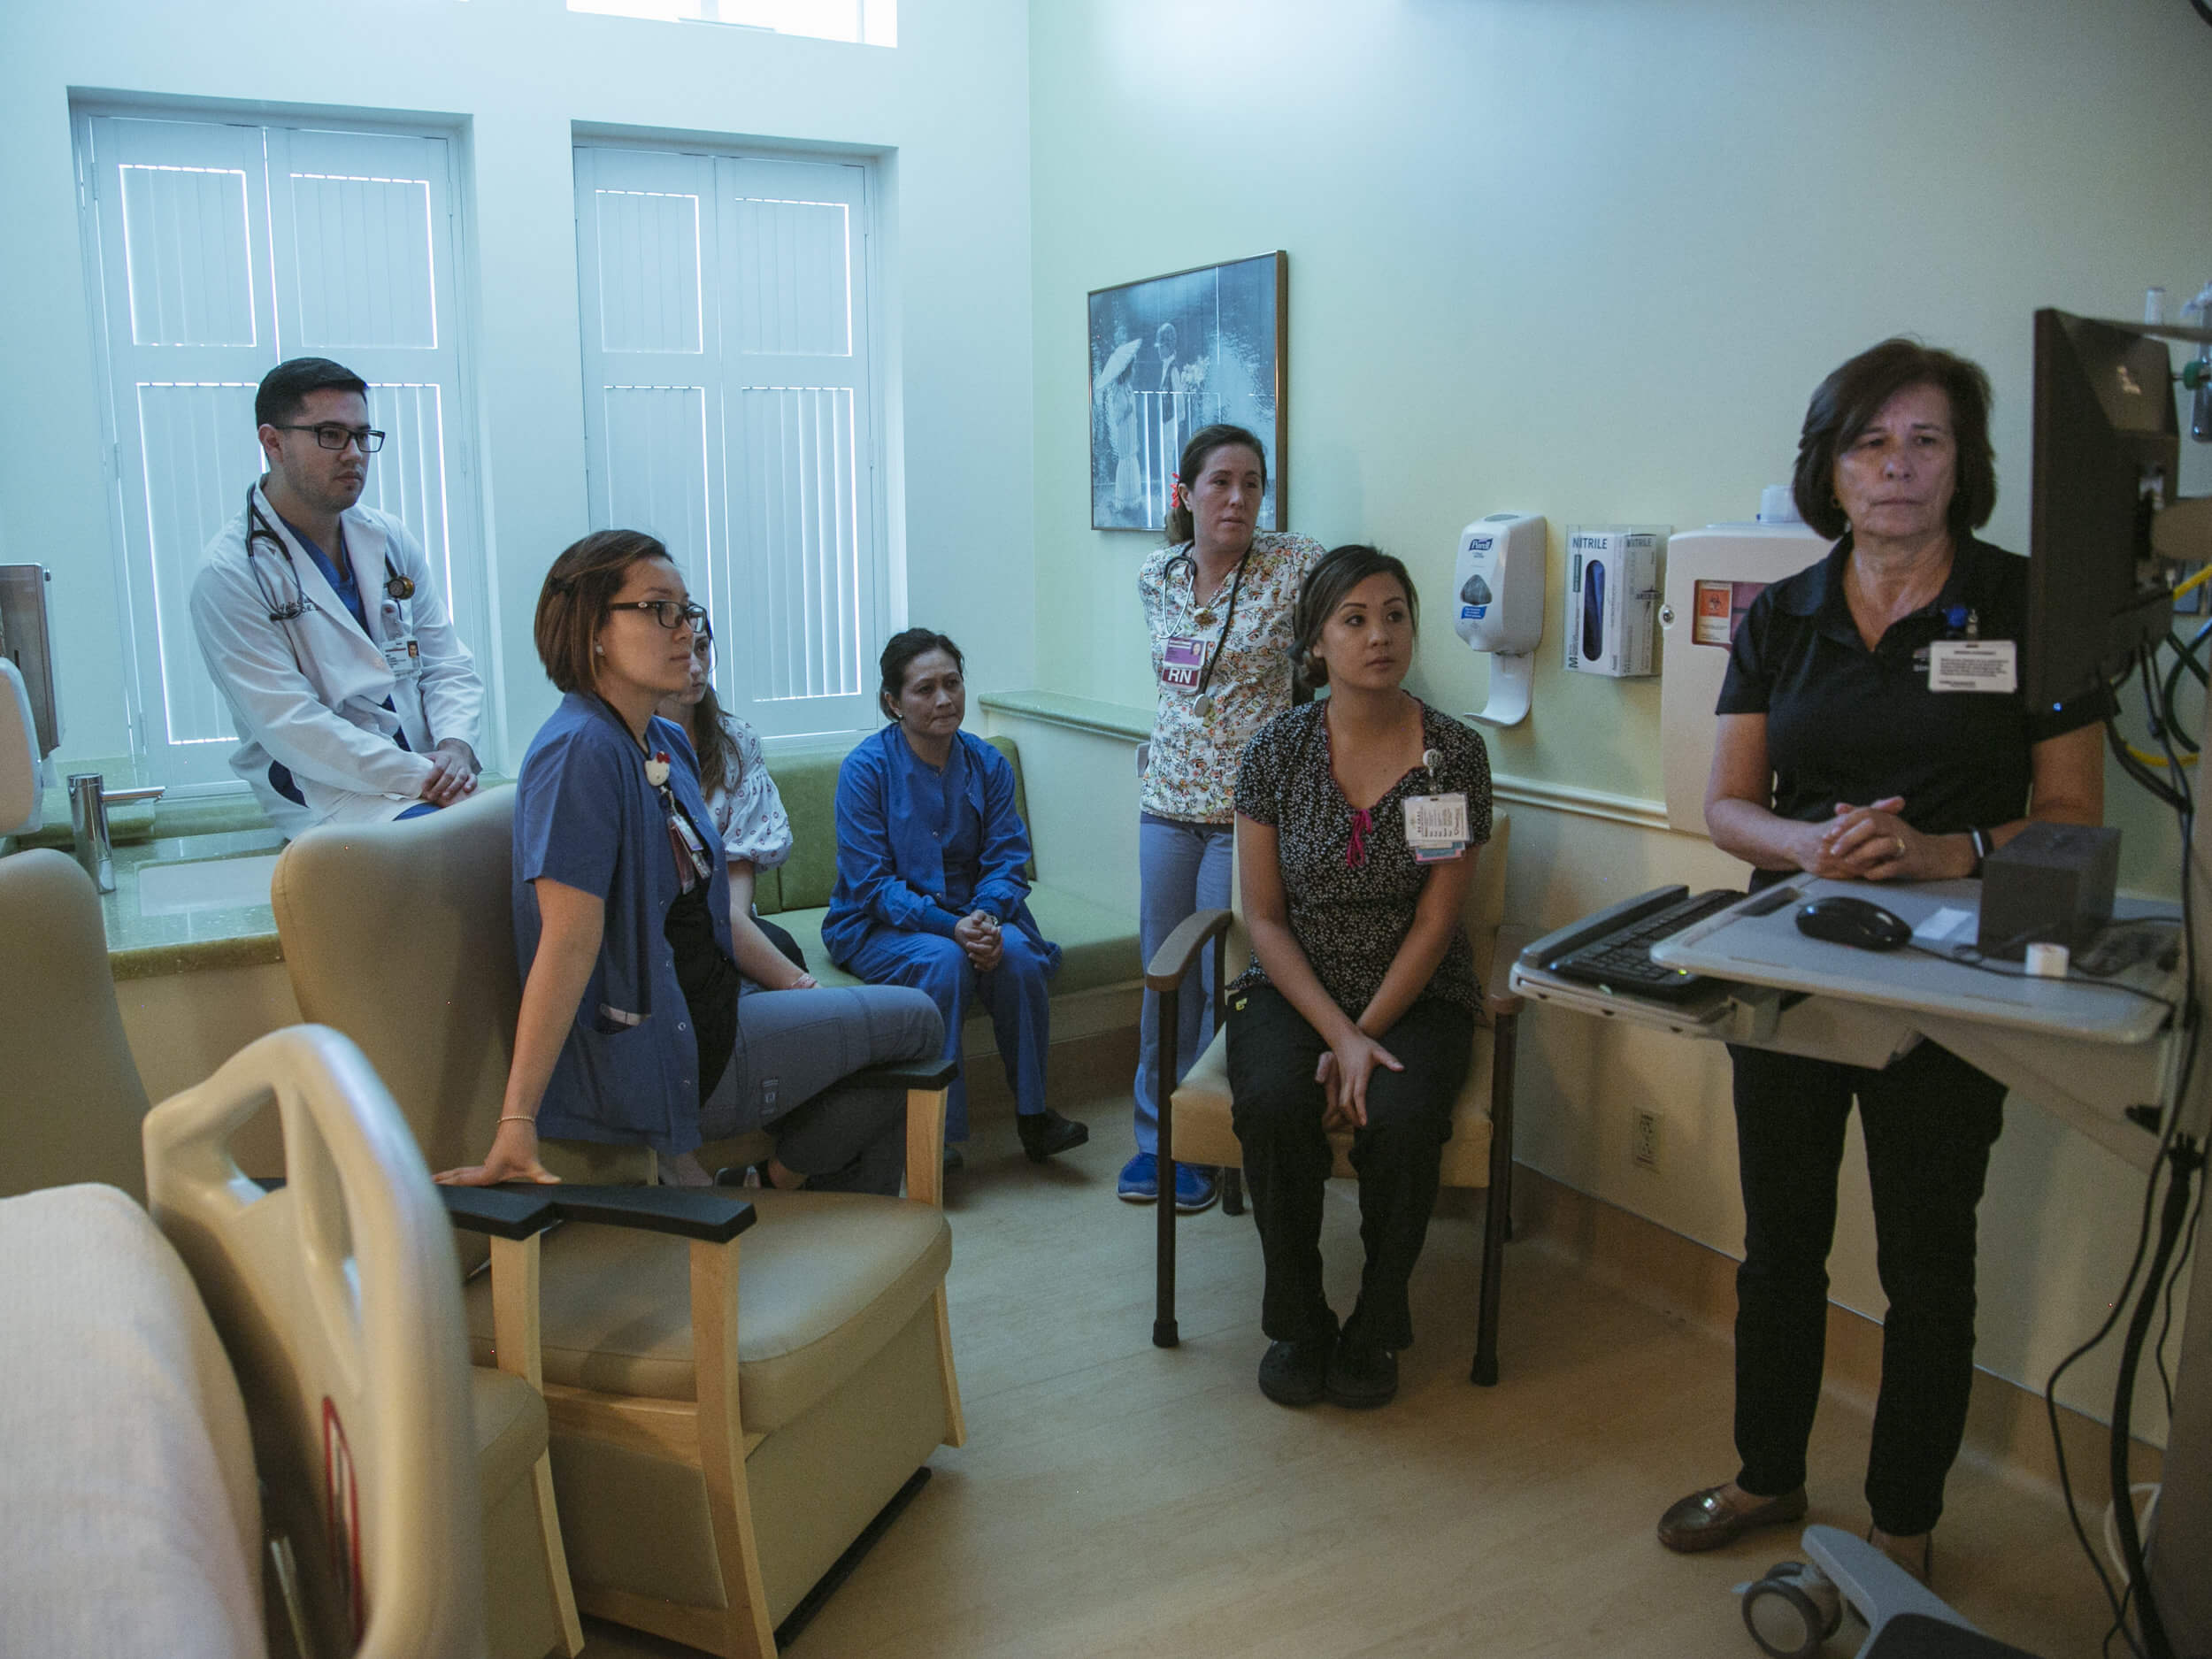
<box><xmin>2024</xmin><ymin>308</ymin><xmax>2179</xmax><ymax>711</ymax></box>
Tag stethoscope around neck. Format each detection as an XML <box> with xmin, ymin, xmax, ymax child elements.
<box><xmin>1164</xmin><ymin>540</ymin><xmax>1255</xmax><ymax>710</ymax></box>
<box><xmin>244</xmin><ymin>487</ymin><xmax>415</xmax><ymax>625</ymax></box>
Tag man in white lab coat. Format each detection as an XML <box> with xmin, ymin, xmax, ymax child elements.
<box><xmin>191</xmin><ymin>357</ymin><xmax>485</xmax><ymax>838</ymax></box>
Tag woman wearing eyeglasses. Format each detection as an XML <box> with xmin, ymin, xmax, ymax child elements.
<box><xmin>438</xmin><ymin>530</ymin><xmax>941</xmax><ymax>1194</ymax></box>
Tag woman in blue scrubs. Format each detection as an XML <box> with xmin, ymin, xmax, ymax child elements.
<box><xmin>824</xmin><ymin>630</ymin><xmax>1087</xmax><ymax>1168</ymax></box>
<box><xmin>437</xmin><ymin>531</ymin><xmax>941</xmax><ymax>1194</ymax></box>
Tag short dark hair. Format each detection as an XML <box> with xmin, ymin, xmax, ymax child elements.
<box><xmin>878</xmin><ymin>628</ymin><xmax>964</xmax><ymax>720</ymax></box>
<box><xmin>1292</xmin><ymin>544</ymin><xmax>1419</xmax><ymax>688</ymax></box>
<box><xmin>1792</xmin><ymin>338</ymin><xmax>1996</xmax><ymax>540</ymax></box>
<box><xmin>1164</xmin><ymin>424</ymin><xmax>1267</xmax><ymax>546</ymax></box>
<box><xmin>256</xmin><ymin>357</ymin><xmax>369</xmax><ymax>430</ymax></box>
<box><xmin>534</xmin><ymin>529</ymin><xmax>674</xmax><ymax>694</ymax></box>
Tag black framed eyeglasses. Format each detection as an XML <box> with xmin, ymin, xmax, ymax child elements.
<box><xmin>275</xmin><ymin>423</ymin><xmax>386</xmax><ymax>453</ymax></box>
<box><xmin>608</xmin><ymin>599</ymin><xmax>711</xmax><ymax>639</ymax></box>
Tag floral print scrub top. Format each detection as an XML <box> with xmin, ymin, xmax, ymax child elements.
<box><xmin>1229</xmin><ymin>698</ymin><xmax>1493</xmax><ymax>1017</ymax></box>
<box><xmin>1139</xmin><ymin>530</ymin><xmax>1325</xmax><ymax>823</ymax></box>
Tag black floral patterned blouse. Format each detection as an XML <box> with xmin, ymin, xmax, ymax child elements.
<box><xmin>1229</xmin><ymin>698</ymin><xmax>1492</xmax><ymax>1017</ymax></box>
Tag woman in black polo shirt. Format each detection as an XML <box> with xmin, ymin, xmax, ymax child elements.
<box><xmin>1655</xmin><ymin>341</ymin><xmax>2105</xmax><ymax>1580</ymax></box>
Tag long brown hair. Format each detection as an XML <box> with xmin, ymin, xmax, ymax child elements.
<box><xmin>687</xmin><ymin>657</ymin><xmax>743</xmax><ymax>801</ymax></box>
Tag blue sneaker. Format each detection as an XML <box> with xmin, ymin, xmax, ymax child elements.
<box><xmin>1117</xmin><ymin>1152</ymin><xmax>1159</xmax><ymax>1203</ymax></box>
<box><xmin>1172</xmin><ymin>1162</ymin><xmax>1220</xmax><ymax>1214</ymax></box>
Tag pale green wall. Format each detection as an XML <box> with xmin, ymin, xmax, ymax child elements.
<box><xmin>1026</xmin><ymin>0</ymin><xmax>2212</xmax><ymax>1432</ymax></box>
<box><xmin>1029</xmin><ymin>0</ymin><xmax>2212</xmax><ymax>882</ymax></box>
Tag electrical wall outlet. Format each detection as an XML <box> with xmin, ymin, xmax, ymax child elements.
<box><xmin>1631</xmin><ymin>1107</ymin><xmax>1663</xmax><ymax>1172</ymax></box>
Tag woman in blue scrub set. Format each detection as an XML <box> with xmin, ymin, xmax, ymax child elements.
<box><xmin>824</xmin><ymin>630</ymin><xmax>1087</xmax><ymax>1169</ymax></box>
<box><xmin>437</xmin><ymin>531</ymin><xmax>941</xmax><ymax>1194</ymax></box>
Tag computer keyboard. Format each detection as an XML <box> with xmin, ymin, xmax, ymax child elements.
<box><xmin>1541</xmin><ymin>887</ymin><xmax>1747</xmax><ymax>1002</ymax></box>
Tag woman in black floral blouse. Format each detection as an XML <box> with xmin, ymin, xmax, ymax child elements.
<box><xmin>1228</xmin><ymin>544</ymin><xmax>1492</xmax><ymax>1410</ymax></box>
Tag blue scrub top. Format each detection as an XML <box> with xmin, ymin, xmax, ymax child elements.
<box><xmin>513</xmin><ymin>691</ymin><xmax>733</xmax><ymax>1155</ymax></box>
<box><xmin>821</xmin><ymin>725</ymin><xmax>1060</xmax><ymax>972</ymax></box>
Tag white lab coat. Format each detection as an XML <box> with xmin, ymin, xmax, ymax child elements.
<box><xmin>190</xmin><ymin>485</ymin><xmax>485</xmax><ymax>838</ymax></box>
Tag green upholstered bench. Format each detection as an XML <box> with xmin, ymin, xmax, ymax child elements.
<box><xmin>755</xmin><ymin>736</ymin><xmax>1141</xmax><ymax>1003</ymax></box>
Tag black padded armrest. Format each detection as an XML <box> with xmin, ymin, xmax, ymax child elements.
<box><xmin>843</xmin><ymin>1057</ymin><xmax>959</xmax><ymax>1091</ymax></box>
<box><xmin>1146</xmin><ymin>908</ymin><xmax>1233</xmax><ymax>991</ymax></box>
<box><xmin>253</xmin><ymin>1175</ymin><xmax>560</xmax><ymax>1242</ymax></box>
<box><xmin>442</xmin><ymin>1186</ymin><xmax>562</xmax><ymax>1240</ymax></box>
<box><xmin>546</xmin><ymin>1184</ymin><xmax>757</xmax><ymax>1243</ymax></box>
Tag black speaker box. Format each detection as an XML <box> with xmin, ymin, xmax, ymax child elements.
<box><xmin>1975</xmin><ymin>821</ymin><xmax>2120</xmax><ymax>959</ymax></box>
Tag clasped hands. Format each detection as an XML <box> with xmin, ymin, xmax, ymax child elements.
<box><xmin>1804</xmin><ymin>795</ymin><xmax>1961</xmax><ymax>882</ymax></box>
<box><xmin>1312</xmin><ymin>1026</ymin><xmax>1404</xmax><ymax>1132</ymax></box>
<box><xmin>419</xmin><ymin>737</ymin><xmax>481</xmax><ymax>807</ymax></box>
<box><xmin>953</xmin><ymin>909</ymin><xmax>1003</xmax><ymax>972</ymax></box>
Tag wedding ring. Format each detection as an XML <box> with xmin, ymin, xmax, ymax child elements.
<box><xmin>1893</xmin><ymin>836</ymin><xmax>1905</xmax><ymax>858</ymax></box>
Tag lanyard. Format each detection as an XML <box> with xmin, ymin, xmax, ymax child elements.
<box><xmin>1186</xmin><ymin>545</ymin><xmax>1254</xmax><ymax>705</ymax></box>
<box><xmin>604</xmin><ymin>700</ymin><xmax>714</xmax><ymax>889</ymax></box>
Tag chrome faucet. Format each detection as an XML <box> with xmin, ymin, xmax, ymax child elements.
<box><xmin>67</xmin><ymin>772</ymin><xmax>165</xmax><ymax>893</ymax></box>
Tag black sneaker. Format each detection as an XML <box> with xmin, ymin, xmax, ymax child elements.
<box><xmin>1257</xmin><ymin>1330</ymin><xmax>1337</xmax><ymax>1407</ymax></box>
<box><xmin>1016</xmin><ymin>1108</ymin><xmax>1089</xmax><ymax>1163</ymax></box>
<box><xmin>1324</xmin><ymin>1340</ymin><xmax>1398</xmax><ymax>1409</ymax></box>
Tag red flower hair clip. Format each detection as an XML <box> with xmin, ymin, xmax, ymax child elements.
<box><xmin>1169</xmin><ymin>472</ymin><xmax>1185</xmax><ymax>510</ymax></box>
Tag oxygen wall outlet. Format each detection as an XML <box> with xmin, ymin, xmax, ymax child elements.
<box><xmin>1631</xmin><ymin>1107</ymin><xmax>1663</xmax><ymax>1172</ymax></box>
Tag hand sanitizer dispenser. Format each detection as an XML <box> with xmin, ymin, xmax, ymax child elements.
<box><xmin>1454</xmin><ymin>512</ymin><xmax>1546</xmax><ymax>726</ymax></box>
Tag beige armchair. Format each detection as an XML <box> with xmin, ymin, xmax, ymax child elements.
<box><xmin>1144</xmin><ymin>813</ymin><xmax>1523</xmax><ymax>1384</ymax></box>
<box><xmin>0</xmin><ymin>847</ymin><xmax>579</xmax><ymax>1659</ymax></box>
<box><xmin>272</xmin><ymin>787</ymin><xmax>966</xmax><ymax>1659</ymax></box>
<box><xmin>0</xmin><ymin>849</ymin><xmax>151</xmax><ymax>1202</ymax></box>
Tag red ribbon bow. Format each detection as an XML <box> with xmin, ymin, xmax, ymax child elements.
<box><xmin>1346</xmin><ymin>808</ymin><xmax>1372</xmax><ymax>869</ymax></box>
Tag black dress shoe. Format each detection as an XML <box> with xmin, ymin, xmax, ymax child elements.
<box><xmin>1258</xmin><ymin>1330</ymin><xmax>1337</xmax><ymax>1407</ymax></box>
<box><xmin>1655</xmin><ymin>1483</ymin><xmax>1808</xmax><ymax>1553</ymax></box>
<box><xmin>1016</xmin><ymin>1108</ymin><xmax>1089</xmax><ymax>1163</ymax></box>
<box><xmin>1324</xmin><ymin>1340</ymin><xmax>1398</xmax><ymax>1409</ymax></box>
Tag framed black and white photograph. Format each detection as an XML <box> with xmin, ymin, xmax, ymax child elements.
<box><xmin>1088</xmin><ymin>250</ymin><xmax>1286</xmax><ymax>533</ymax></box>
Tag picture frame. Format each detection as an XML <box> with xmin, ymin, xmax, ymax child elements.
<box><xmin>1087</xmin><ymin>250</ymin><xmax>1286</xmax><ymax>534</ymax></box>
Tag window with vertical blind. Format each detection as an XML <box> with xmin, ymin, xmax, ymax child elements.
<box><xmin>574</xmin><ymin>144</ymin><xmax>885</xmax><ymax>738</ymax></box>
<box><xmin>73</xmin><ymin>108</ymin><xmax>481</xmax><ymax>791</ymax></box>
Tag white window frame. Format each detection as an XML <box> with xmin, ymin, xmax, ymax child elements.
<box><xmin>71</xmin><ymin>100</ymin><xmax>490</xmax><ymax>794</ymax></box>
<box><xmin>573</xmin><ymin>140</ymin><xmax>891</xmax><ymax>741</ymax></box>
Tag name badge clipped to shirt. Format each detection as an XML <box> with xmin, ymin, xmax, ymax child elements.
<box><xmin>381</xmin><ymin>640</ymin><xmax>420</xmax><ymax>679</ymax></box>
<box><xmin>1403</xmin><ymin>792</ymin><xmax>1471</xmax><ymax>864</ymax></box>
<box><xmin>1928</xmin><ymin>639</ymin><xmax>2016</xmax><ymax>694</ymax></box>
<box><xmin>1158</xmin><ymin>634</ymin><xmax>1208</xmax><ymax>694</ymax></box>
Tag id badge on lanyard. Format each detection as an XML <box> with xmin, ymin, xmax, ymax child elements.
<box><xmin>1403</xmin><ymin>749</ymin><xmax>1471</xmax><ymax>864</ymax></box>
<box><xmin>1159</xmin><ymin>634</ymin><xmax>1208</xmax><ymax>694</ymax></box>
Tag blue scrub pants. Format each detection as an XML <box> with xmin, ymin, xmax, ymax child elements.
<box><xmin>840</xmin><ymin>926</ymin><xmax>1053</xmax><ymax>1142</ymax></box>
<box><xmin>1133</xmin><ymin>813</ymin><xmax>1234</xmax><ymax>1155</ymax></box>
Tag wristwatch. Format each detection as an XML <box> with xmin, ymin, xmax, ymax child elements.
<box><xmin>1968</xmin><ymin>826</ymin><xmax>1993</xmax><ymax>878</ymax></box>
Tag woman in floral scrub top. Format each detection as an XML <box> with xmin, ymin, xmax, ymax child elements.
<box><xmin>1126</xmin><ymin>423</ymin><xmax>1323</xmax><ymax>1212</ymax></box>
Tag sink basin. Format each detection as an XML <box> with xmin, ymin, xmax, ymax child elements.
<box><xmin>137</xmin><ymin>853</ymin><xmax>282</xmax><ymax>918</ymax></box>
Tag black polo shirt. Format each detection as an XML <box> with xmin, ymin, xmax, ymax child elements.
<box><xmin>1716</xmin><ymin>534</ymin><xmax>2106</xmax><ymax>865</ymax></box>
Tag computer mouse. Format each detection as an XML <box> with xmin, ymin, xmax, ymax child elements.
<box><xmin>1795</xmin><ymin>895</ymin><xmax>1912</xmax><ymax>952</ymax></box>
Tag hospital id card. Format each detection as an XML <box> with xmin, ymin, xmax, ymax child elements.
<box><xmin>1158</xmin><ymin>634</ymin><xmax>1209</xmax><ymax>694</ymax></box>
<box><xmin>1403</xmin><ymin>792</ymin><xmax>1470</xmax><ymax>861</ymax></box>
<box><xmin>1929</xmin><ymin>639</ymin><xmax>2016</xmax><ymax>693</ymax></box>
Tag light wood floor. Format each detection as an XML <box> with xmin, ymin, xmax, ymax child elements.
<box><xmin>579</xmin><ymin>1072</ymin><xmax>2122</xmax><ymax>1659</ymax></box>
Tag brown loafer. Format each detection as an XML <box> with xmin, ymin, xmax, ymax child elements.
<box><xmin>1656</xmin><ymin>1482</ymin><xmax>1809</xmax><ymax>1553</ymax></box>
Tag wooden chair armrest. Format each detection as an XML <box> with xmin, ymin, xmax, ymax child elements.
<box><xmin>845</xmin><ymin>1057</ymin><xmax>960</xmax><ymax>1091</ymax></box>
<box><xmin>440</xmin><ymin>1186</ymin><xmax>562</xmax><ymax>1240</ymax></box>
<box><xmin>1484</xmin><ymin>991</ymin><xmax>1525</xmax><ymax>1023</ymax></box>
<box><xmin>1146</xmin><ymin>908</ymin><xmax>1233</xmax><ymax>991</ymax></box>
